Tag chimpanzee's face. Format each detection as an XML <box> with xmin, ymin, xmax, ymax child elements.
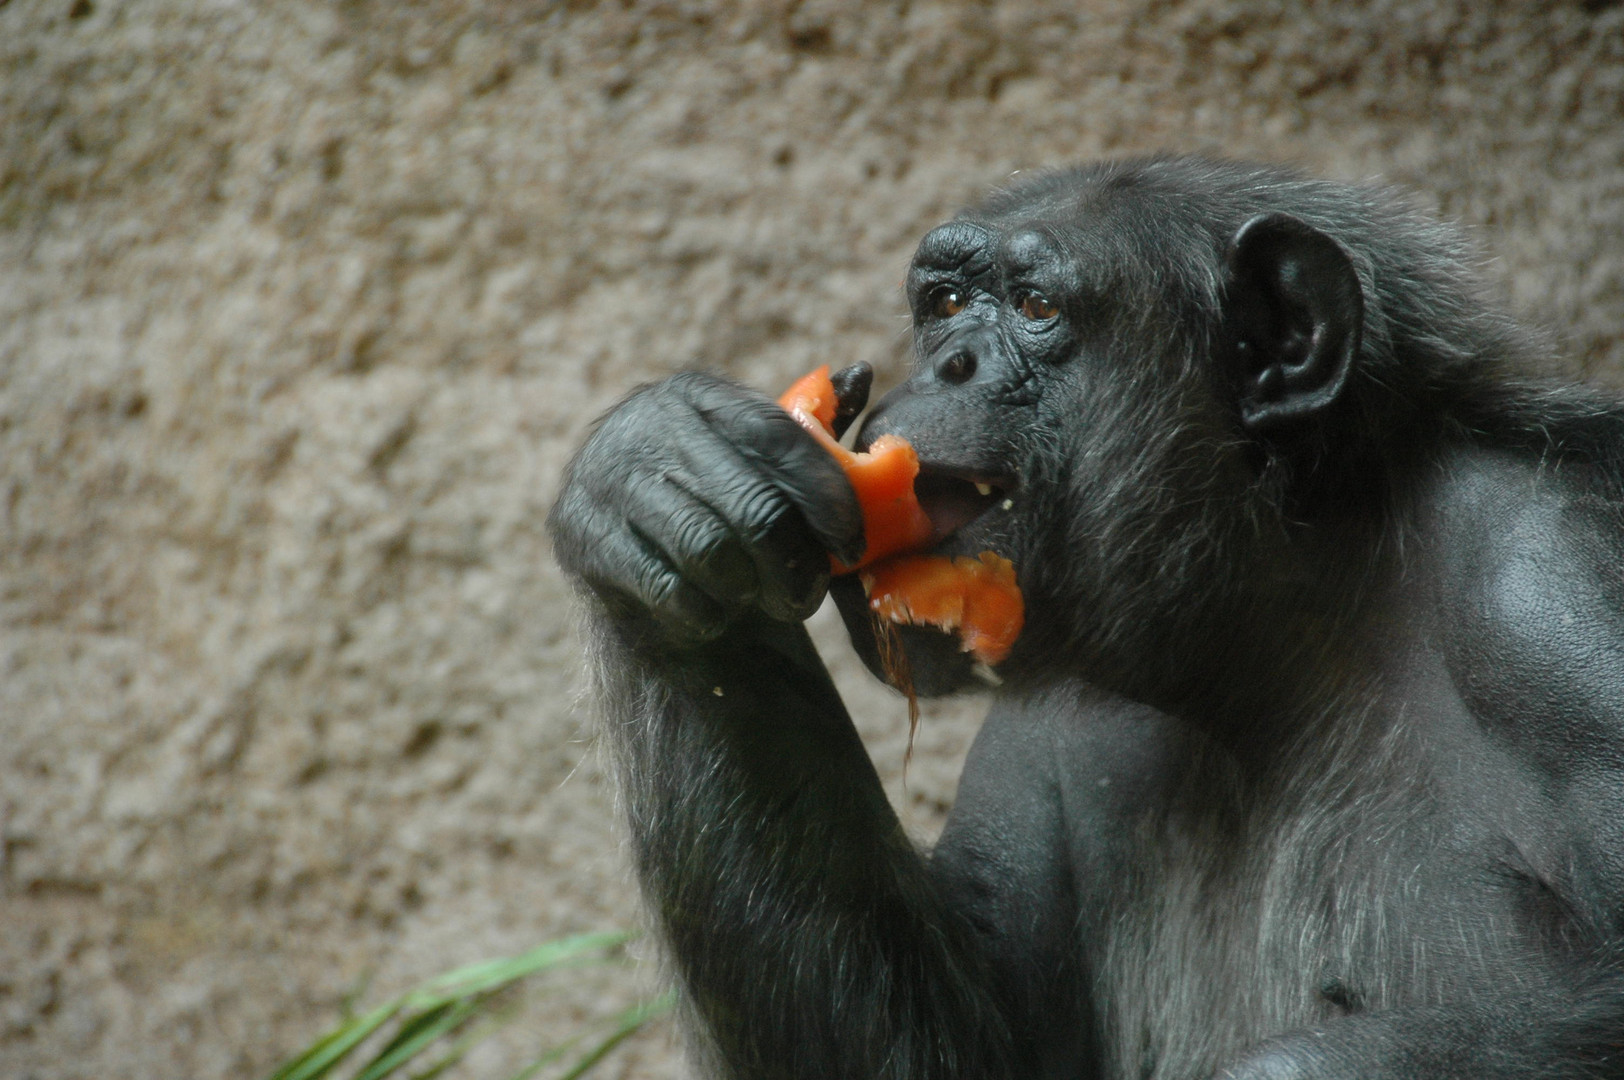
<box><xmin>863</xmin><ymin>218</ymin><xmax>1111</xmax><ymax>559</ymax></box>
<box><xmin>844</xmin><ymin>209</ymin><xmax>1196</xmax><ymax>690</ymax></box>
<box><xmin>839</xmin><ymin>182</ymin><xmax>1367</xmax><ymax>699</ymax></box>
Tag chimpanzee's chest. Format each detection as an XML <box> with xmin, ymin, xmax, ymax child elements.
<box><xmin>1065</xmin><ymin>718</ymin><xmax>1564</xmax><ymax>1080</ymax></box>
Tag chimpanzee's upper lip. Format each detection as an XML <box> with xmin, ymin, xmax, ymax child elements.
<box><xmin>913</xmin><ymin>466</ymin><xmax>1013</xmax><ymax>542</ymax></box>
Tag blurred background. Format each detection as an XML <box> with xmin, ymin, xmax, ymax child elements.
<box><xmin>1</xmin><ymin>1</ymin><xmax>1620</xmax><ymax>1077</ymax></box>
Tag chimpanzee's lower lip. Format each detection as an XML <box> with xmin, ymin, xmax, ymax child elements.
<box><xmin>913</xmin><ymin>469</ymin><xmax>1011</xmax><ymax>542</ymax></box>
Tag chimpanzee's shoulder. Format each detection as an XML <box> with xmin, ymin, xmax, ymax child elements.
<box><xmin>1426</xmin><ymin>448</ymin><xmax>1624</xmax><ymax>776</ymax></box>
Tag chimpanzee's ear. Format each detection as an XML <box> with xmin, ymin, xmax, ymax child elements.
<box><xmin>1223</xmin><ymin>213</ymin><xmax>1364</xmax><ymax>432</ymax></box>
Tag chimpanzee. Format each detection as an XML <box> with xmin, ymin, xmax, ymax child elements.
<box><xmin>547</xmin><ymin>156</ymin><xmax>1624</xmax><ymax>1079</ymax></box>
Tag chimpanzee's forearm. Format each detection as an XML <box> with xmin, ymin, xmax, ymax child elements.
<box><xmin>585</xmin><ymin>604</ymin><xmax>1019</xmax><ymax>1080</ymax></box>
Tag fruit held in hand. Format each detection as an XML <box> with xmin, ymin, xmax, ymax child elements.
<box><xmin>777</xmin><ymin>366</ymin><xmax>934</xmax><ymax>572</ymax></box>
<box><xmin>779</xmin><ymin>366</ymin><xmax>1024</xmax><ymax>666</ymax></box>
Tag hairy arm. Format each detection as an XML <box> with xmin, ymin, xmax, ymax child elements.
<box><xmin>552</xmin><ymin>373</ymin><xmax>1020</xmax><ymax>1079</ymax></box>
<box><xmin>588</xmin><ymin>610</ymin><xmax>1018</xmax><ymax>1079</ymax></box>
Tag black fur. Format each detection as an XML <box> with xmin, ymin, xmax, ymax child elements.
<box><xmin>549</xmin><ymin>156</ymin><xmax>1624</xmax><ymax>1078</ymax></box>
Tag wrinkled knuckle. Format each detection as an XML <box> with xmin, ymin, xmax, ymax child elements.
<box><xmin>671</xmin><ymin>512</ymin><xmax>732</xmax><ymax>571</ymax></box>
<box><xmin>725</xmin><ymin>481</ymin><xmax>790</xmax><ymax>542</ymax></box>
<box><xmin>643</xmin><ymin>566</ymin><xmax>687</xmax><ymax>616</ymax></box>
<box><xmin>667</xmin><ymin>508</ymin><xmax>708</xmax><ymax>550</ymax></box>
<box><xmin>575</xmin><ymin>545</ymin><xmax>633</xmax><ymax>598</ymax></box>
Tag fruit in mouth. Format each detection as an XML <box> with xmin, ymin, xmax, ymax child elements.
<box><xmin>777</xmin><ymin>365</ymin><xmax>935</xmax><ymax>572</ymax></box>
<box><xmin>860</xmin><ymin>551</ymin><xmax>1024</xmax><ymax>666</ymax></box>
<box><xmin>779</xmin><ymin>366</ymin><xmax>1024</xmax><ymax>666</ymax></box>
<box><xmin>913</xmin><ymin>470</ymin><xmax>1008</xmax><ymax>543</ymax></box>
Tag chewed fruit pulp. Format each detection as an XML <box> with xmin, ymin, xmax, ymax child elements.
<box><xmin>778</xmin><ymin>366</ymin><xmax>1024</xmax><ymax>666</ymax></box>
<box><xmin>861</xmin><ymin>552</ymin><xmax>1023</xmax><ymax>666</ymax></box>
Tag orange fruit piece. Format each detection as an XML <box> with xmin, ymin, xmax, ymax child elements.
<box><xmin>778</xmin><ymin>366</ymin><xmax>1024</xmax><ymax>666</ymax></box>
<box><xmin>777</xmin><ymin>366</ymin><xmax>935</xmax><ymax>572</ymax></box>
<box><xmin>861</xmin><ymin>552</ymin><xmax>1024</xmax><ymax>666</ymax></box>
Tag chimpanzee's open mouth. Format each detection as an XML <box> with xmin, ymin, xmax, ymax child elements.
<box><xmin>914</xmin><ymin>470</ymin><xmax>1011</xmax><ymax>542</ymax></box>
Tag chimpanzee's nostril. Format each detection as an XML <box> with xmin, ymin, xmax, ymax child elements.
<box><xmin>937</xmin><ymin>350</ymin><xmax>977</xmax><ymax>385</ymax></box>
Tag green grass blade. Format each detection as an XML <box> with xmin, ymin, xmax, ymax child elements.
<box><xmin>265</xmin><ymin>998</ymin><xmax>404</xmax><ymax>1080</ymax></box>
<box><xmin>405</xmin><ymin>931</ymin><xmax>633</xmax><ymax>1009</ymax></box>
<box><xmin>401</xmin><ymin>1004</ymin><xmax>526</xmax><ymax>1080</ymax></box>
<box><xmin>263</xmin><ymin>931</ymin><xmax>648</xmax><ymax>1080</ymax></box>
<box><xmin>497</xmin><ymin>1034</ymin><xmax>581</xmax><ymax>1080</ymax></box>
<box><xmin>403</xmin><ymin>1024</ymin><xmax>519</xmax><ymax>1080</ymax></box>
<box><xmin>403</xmin><ymin>1052</ymin><xmax>473</xmax><ymax>1080</ymax></box>
<box><xmin>552</xmin><ymin>991</ymin><xmax>677</xmax><ymax>1080</ymax></box>
<box><xmin>350</xmin><ymin>998</ymin><xmax>482</xmax><ymax>1080</ymax></box>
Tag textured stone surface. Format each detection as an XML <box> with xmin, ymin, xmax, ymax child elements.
<box><xmin>0</xmin><ymin>1</ymin><xmax>1619</xmax><ymax>1077</ymax></box>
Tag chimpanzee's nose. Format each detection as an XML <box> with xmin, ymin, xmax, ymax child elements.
<box><xmin>927</xmin><ymin>325</ymin><xmax>1002</xmax><ymax>388</ymax></box>
<box><xmin>935</xmin><ymin>347</ymin><xmax>977</xmax><ymax>385</ymax></box>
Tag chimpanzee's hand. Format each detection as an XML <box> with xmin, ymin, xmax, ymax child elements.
<box><xmin>549</xmin><ymin>368</ymin><xmax>872</xmax><ymax>645</ymax></box>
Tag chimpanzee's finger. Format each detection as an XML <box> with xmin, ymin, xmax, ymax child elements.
<box><xmin>654</xmin><ymin>447</ymin><xmax>828</xmax><ymax>622</ymax></box>
<box><xmin>671</xmin><ymin>373</ymin><xmax>865</xmax><ymax>566</ymax></box>
<box><xmin>572</xmin><ymin>503</ymin><xmax>730</xmax><ymax>643</ymax></box>
<box><xmin>740</xmin><ymin>499</ymin><xmax>829</xmax><ymax>622</ymax></box>
<box><xmin>619</xmin><ymin>469</ymin><xmax>759</xmax><ymax>610</ymax></box>
<box><xmin>829</xmin><ymin>362</ymin><xmax>872</xmax><ymax>440</ymax></box>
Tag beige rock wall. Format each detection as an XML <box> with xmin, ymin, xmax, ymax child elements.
<box><xmin>1</xmin><ymin>1</ymin><xmax>1619</xmax><ymax>1077</ymax></box>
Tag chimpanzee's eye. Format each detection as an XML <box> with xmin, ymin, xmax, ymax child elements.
<box><xmin>929</xmin><ymin>285</ymin><xmax>967</xmax><ymax>319</ymax></box>
<box><xmin>1017</xmin><ymin>291</ymin><xmax>1059</xmax><ymax>321</ymax></box>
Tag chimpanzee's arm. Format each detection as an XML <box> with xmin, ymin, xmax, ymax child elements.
<box><xmin>586</xmin><ymin>607</ymin><xmax>1022</xmax><ymax>1080</ymax></box>
<box><xmin>552</xmin><ymin>372</ymin><xmax>1024</xmax><ymax>1078</ymax></box>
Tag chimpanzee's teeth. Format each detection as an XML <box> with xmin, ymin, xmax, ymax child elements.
<box><xmin>913</xmin><ymin>471</ymin><xmax>1010</xmax><ymax>540</ymax></box>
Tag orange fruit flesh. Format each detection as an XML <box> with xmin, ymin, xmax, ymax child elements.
<box><xmin>778</xmin><ymin>366</ymin><xmax>1024</xmax><ymax>665</ymax></box>
<box><xmin>777</xmin><ymin>367</ymin><xmax>934</xmax><ymax>572</ymax></box>
<box><xmin>861</xmin><ymin>552</ymin><xmax>1024</xmax><ymax>666</ymax></box>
